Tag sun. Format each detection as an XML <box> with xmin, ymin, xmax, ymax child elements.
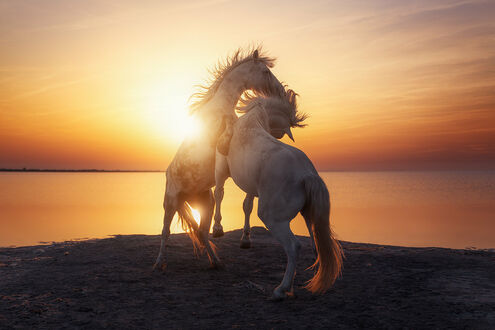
<box><xmin>142</xmin><ymin>78</ymin><xmax>202</xmax><ymax>143</ymax></box>
<box><xmin>190</xmin><ymin>207</ymin><xmax>201</xmax><ymax>225</ymax></box>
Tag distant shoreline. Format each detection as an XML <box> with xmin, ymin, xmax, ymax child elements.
<box><xmin>0</xmin><ymin>169</ymin><xmax>165</xmax><ymax>173</ymax></box>
<box><xmin>1</xmin><ymin>168</ymin><xmax>494</xmax><ymax>173</ymax></box>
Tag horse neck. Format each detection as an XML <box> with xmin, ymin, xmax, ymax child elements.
<box><xmin>187</xmin><ymin>80</ymin><xmax>242</xmax><ymax>146</ymax></box>
<box><xmin>199</xmin><ymin>70</ymin><xmax>247</xmax><ymax>119</ymax></box>
<box><xmin>244</xmin><ymin>104</ymin><xmax>270</xmax><ymax>133</ymax></box>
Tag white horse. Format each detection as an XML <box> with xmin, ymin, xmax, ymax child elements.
<box><xmin>214</xmin><ymin>90</ymin><xmax>343</xmax><ymax>299</ymax></box>
<box><xmin>154</xmin><ymin>47</ymin><xmax>286</xmax><ymax>270</ymax></box>
<box><xmin>212</xmin><ymin>90</ymin><xmax>305</xmax><ymax>249</ymax></box>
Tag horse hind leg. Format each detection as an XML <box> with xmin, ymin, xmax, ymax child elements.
<box><xmin>194</xmin><ymin>190</ymin><xmax>223</xmax><ymax>268</ymax></box>
<box><xmin>153</xmin><ymin>192</ymin><xmax>179</xmax><ymax>271</ymax></box>
<box><xmin>302</xmin><ymin>210</ymin><xmax>317</xmax><ymax>258</ymax></box>
<box><xmin>266</xmin><ymin>221</ymin><xmax>301</xmax><ymax>300</ymax></box>
<box><xmin>240</xmin><ymin>194</ymin><xmax>254</xmax><ymax>249</ymax></box>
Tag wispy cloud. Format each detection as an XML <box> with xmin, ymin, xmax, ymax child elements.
<box><xmin>1</xmin><ymin>0</ymin><xmax>494</xmax><ymax>169</ymax></box>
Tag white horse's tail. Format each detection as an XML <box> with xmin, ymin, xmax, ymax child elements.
<box><xmin>176</xmin><ymin>201</ymin><xmax>202</xmax><ymax>253</ymax></box>
<box><xmin>176</xmin><ymin>201</ymin><xmax>217</xmax><ymax>260</ymax></box>
<box><xmin>303</xmin><ymin>175</ymin><xmax>343</xmax><ymax>293</ymax></box>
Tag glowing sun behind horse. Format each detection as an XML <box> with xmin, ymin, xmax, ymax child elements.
<box><xmin>144</xmin><ymin>80</ymin><xmax>203</xmax><ymax>142</ymax></box>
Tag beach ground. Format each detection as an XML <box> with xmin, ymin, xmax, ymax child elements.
<box><xmin>1</xmin><ymin>227</ymin><xmax>494</xmax><ymax>329</ymax></box>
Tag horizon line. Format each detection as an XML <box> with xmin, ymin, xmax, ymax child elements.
<box><xmin>0</xmin><ymin>168</ymin><xmax>164</xmax><ymax>173</ymax></box>
<box><xmin>1</xmin><ymin>168</ymin><xmax>493</xmax><ymax>173</ymax></box>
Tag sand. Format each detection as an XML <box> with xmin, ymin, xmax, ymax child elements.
<box><xmin>1</xmin><ymin>227</ymin><xmax>494</xmax><ymax>329</ymax></box>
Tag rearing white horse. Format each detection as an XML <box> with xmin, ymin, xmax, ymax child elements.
<box><xmin>214</xmin><ymin>90</ymin><xmax>343</xmax><ymax>299</ymax></box>
<box><xmin>212</xmin><ymin>89</ymin><xmax>306</xmax><ymax>249</ymax></box>
<box><xmin>154</xmin><ymin>47</ymin><xmax>286</xmax><ymax>270</ymax></box>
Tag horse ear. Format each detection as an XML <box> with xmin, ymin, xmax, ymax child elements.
<box><xmin>284</xmin><ymin>127</ymin><xmax>295</xmax><ymax>142</ymax></box>
<box><xmin>253</xmin><ymin>49</ymin><xmax>259</xmax><ymax>59</ymax></box>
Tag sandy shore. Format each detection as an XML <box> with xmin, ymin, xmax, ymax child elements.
<box><xmin>1</xmin><ymin>227</ymin><xmax>494</xmax><ymax>329</ymax></box>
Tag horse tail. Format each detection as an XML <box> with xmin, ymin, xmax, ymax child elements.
<box><xmin>176</xmin><ymin>201</ymin><xmax>202</xmax><ymax>254</ymax></box>
<box><xmin>303</xmin><ymin>175</ymin><xmax>343</xmax><ymax>293</ymax></box>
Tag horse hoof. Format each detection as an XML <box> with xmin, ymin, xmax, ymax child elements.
<box><xmin>269</xmin><ymin>287</ymin><xmax>293</xmax><ymax>301</ymax></box>
<box><xmin>269</xmin><ymin>291</ymin><xmax>287</xmax><ymax>301</ymax></box>
<box><xmin>240</xmin><ymin>240</ymin><xmax>251</xmax><ymax>249</ymax></box>
<box><xmin>210</xmin><ymin>261</ymin><xmax>224</xmax><ymax>270</ymax></box>
<box><xmin>212</xmin><ymin>227</ymin><xmax>224</xmax><ymax>238</ymax></box>
<box><xmin>152</xmin><ymin>262</ymin><xmax>167</xmax><ymax>272</ymax></box>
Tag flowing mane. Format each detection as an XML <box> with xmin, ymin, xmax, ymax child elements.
<box><xmin>189</xmin><ymin>46</ymin><xmax>276</xmax><ymax>112</ymax></box>
<box><xmin>237</xmin><ymin>88</ymin><xmax>308</xmax><ymax>128</ymax></box>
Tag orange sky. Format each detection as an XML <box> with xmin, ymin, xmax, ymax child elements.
<box><xmin>1</xmin><ymin>0</ymin><xmax>494</xmax><ymax>170</ymax></box>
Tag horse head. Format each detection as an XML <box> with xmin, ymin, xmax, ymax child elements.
<box><xmin>238</xmin><ymin>88</ymin><xmax>307</xmax><ymax>141</ymax></box>
<box><xmin>189</xmin><ymin>47</ymin><xmax>285</xmax><ymax>115</ymax></box>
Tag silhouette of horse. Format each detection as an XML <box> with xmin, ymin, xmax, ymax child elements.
<box><xmin>214</xmin><ymin>90</ymin><xmax>343</xmax><ymax>299</ymax></box>
<box><xmin>154</xmin><ymin>47</ymin><xmax>286</xmax><ymax>270</ymax></box>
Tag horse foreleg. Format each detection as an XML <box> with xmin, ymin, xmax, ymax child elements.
<box><xmin>212</xmin><ymin>183</ymin><xmax>225</xmax><ymax>237</ymax></box>
<box><xmin>153</xmin><ymin>192</ymin><xmax>178</xmax><ymax>271</ymax></box>
<box><xmin>240</xmin><ymin>194</ymin><xmax>254</xmax><ymax>249</ymax></box>
<box><xmin>212</xmin><ymin>152</ymin><xmax>229</xmax><ymax>237</ymax></box>
<box><xmin>266</xmin><ymin>221</ymin><xmax>301</xmax><ymax>300</ymax></box>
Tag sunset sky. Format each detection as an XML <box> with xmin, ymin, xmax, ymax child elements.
<box><xmin>1</xmin><ymin>0</ymin><xmax>494</xmax><ymax>171</ymax></box>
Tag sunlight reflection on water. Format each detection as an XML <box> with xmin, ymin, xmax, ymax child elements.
<box><xmin>0</xmin><ymin>171</ymin><xmax>494</xmax><ymax>248</ymax></box>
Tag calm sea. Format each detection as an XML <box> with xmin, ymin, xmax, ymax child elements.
<box><xmin>0</xmin><ymin>171</ymin><xmax>494</xmax><ymax>249</ymax></box>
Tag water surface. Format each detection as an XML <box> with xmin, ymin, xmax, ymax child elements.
<box><xmin>0</xmin><ymin>171</ymin><xmax>493</xmax><ymax>248</ymax></box>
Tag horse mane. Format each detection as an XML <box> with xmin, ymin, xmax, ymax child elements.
<box><xmin>237</xmin><ymin>87</ymin><xmax>308</xmax><ymax>128</ymax></box>
<box><xmin>189</xmin><ymin>45</ymin><xmax>276</xmax><ymax>112</ymax></box>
